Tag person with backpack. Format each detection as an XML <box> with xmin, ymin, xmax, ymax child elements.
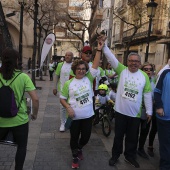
<box><xmin>0</xmin><ymin>48</ymin><xmax>39</xmax><ymax>170</ymax></box>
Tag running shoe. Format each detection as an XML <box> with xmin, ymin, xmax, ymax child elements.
<box><xmin>72</xmin><ymin>157</ymin><xmax>79</xmax><ymax>169</ymax></box>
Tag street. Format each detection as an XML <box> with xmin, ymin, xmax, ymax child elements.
<box><xmin>0</xmin><ymin>75</ymin><xmax>160</xmax><ymax>170</ymax></box>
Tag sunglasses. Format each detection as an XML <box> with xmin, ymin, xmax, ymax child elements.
<box><xmin>84</xmin><ymin>51</ymin><xmax>92</xmax><ymax>55</ymax></box>
<box><xmin>143</xmin><ymin>68</ymin><xmax>153</xmax><ymax>71</ymax></box>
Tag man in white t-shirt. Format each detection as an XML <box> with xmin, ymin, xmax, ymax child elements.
<box><xmin>53</xmin><ymin>51</ymin><xmax>74</xmax><ymax>132</ymax></box>
<box><xmin>102</xmin><ymin>41</ymin><xmax>152</xmax><ymax>168</ymax></box>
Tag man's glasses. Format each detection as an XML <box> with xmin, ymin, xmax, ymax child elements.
<box><xmin>128</xmin><ymin>60</ymin><xmax>140</xmax><ymax>63</ymax></box>
<box><xmin>76</xmin><ymin>68</ymin><xmax>86</xmax><ymax>71</ymax></box>
<box><xmin>143</xmin><ymin>68</ymin><xmax>153</xmax><ymax>71</ymax></box>
<box><xmin>84</xmin><ymin>51</ymin><xmax>92</xmax><ymax>55</ymax></box>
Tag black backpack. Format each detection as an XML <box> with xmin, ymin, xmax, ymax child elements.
<box><xmin>0</xmin><ymin>72</ymin><xmax>24</xmax><ymax>118</ymax></box>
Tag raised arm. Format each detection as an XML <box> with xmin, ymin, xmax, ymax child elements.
<box><xmin>98</xmin><ymin>35</ymin><xmax>119</xmax><ymax>69</ymax></box>
<box><xmin>92</xmin><ymin>38</ymin><xmax>105</xmax><ymax>69</ymax></box>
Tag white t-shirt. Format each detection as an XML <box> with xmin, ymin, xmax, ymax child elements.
<box><xmin>60</xmin><ymin>62</ymin><xmax>72</xmax><ymax>88</ymax></box>
<box><xmin>49</xmin><ymin>63</ymin><xmax>54</xmax><ymax>71</ymax></box>
<box><xmin>115</xmin><ymin>67</ymin><xmax>151</xmax><ymax>117</ymax></box>
<box><xmin>60</xmin><ymin>67</ymin><xmax>98</xmax><ymax>120</ymax></box>
<box><xmin>103</xmin><ymin>44</ymin><xmax>152</xmax><ymax>117</ymax></box>
<box><xmin>109</xmin><ymin>90</ymin><xmax>116</xmax><ymax>102</ymax></box>
<box><xmin>55</xmin><ymin>62</ymin><xmax>72</xmax><ymax>91</ymax></box>
<box><xmin>95</xmin><ymin>94</ymin><xmax>110</xmax><ymax>110</ymax></box>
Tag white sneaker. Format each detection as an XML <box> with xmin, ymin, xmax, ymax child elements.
<box><xmin>59</xmin><ymin>123</ymin><xmax>65</xmax><ymax>132</ymax></box>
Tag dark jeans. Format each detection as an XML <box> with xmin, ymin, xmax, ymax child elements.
<box><xmin>49</xmin><ymin>70</ymin><xmax>54</xmax><ymax>80</ymax></box>
<box><xmin>70</xmin><ymin>117</ymin><xmax>93</xmax><ymax>157</ymax></box>
<box><xmin>157</xmin><ymin>118</ymin><xmax>170</xmax><ymax>170</ymax></box>
<box><xmin>138</xmin><ymin>119</ymin><xmax>151</xmax><ymax>149</ymax></box>
<box><xmin>148</xmin><ymin>114</ymin><xmax>157</xmax><ymax>147</ymax></box>
<box><xmin>112</xmin><ymin>112</ymin><xmax>140</xmax><ymax>159</ymax></box>
<box><xmin>0</xmin><ymin>123</ymin><xmax>29</xmax><ymax>170</ymax></box>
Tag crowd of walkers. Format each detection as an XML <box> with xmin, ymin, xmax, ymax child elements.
<box><xmin>52</xmin><ymin>35</ymin><xmax>170</xmax><ymax>170</ymax></box>
<box><xmin>0</xmin><ymin>34</ymin><xmax>170</xmax><ymax>170</ymax></box>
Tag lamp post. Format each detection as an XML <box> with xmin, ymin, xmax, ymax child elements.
<box><xmin>18</xmin><ymin>0</ymin><xmax>27</xmax><ymax>70</ymax></box>
<box><xmin>32</xmin><ymin>0</ymin><xmax>39</xmax><ymax>85</ymax></box>
<box><xmin>145</xmin><ymin>0</ymin><xmax>158</xmax><ymax>62</ymax></box>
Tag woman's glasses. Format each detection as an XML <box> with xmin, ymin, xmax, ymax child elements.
<box><xmin>76</xmin><ymin>68</ymin><xmax>86</xmax><ymax>71</ymax></box>
<box><xmin>143</xmin><ymin>68</ymin><xmax>153</xmax><ymax>71</ymax></box>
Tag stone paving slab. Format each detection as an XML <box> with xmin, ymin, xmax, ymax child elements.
<box><xmin>33</xmin><ymin>138</ymin><xmax>115</xmax><ymax>170</ymax></box>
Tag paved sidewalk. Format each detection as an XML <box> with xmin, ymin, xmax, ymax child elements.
<box><xmin>0</xmin><ymin>75</ymin><xmax>160</xmax><ymax>170</ymax></box>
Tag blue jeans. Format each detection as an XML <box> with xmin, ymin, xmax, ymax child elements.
<box><xmin>157</xmin><ymin>118</ymin><xmax>170</xmax><ymax>170</ymax></box>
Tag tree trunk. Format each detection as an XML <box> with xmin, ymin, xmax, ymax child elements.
<box><xmin>0</xmin><ymin>2</ymin><xmax>13</xmax><ymax>49</ymax></box>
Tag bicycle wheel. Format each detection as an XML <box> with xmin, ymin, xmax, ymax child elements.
<box><xmin>102</xmin><ymin>116</ymin><xmax>111</xmax><ymax>137</ymax></box>
<box><xmin>108</xmin><ymin>109</ymin><xmax>115</xmax><ymax>121</ymax></box>
<box><xmin>92</xmin><ymin>114</ymin><xmax>99</xmax><ymax>126</ymax></box>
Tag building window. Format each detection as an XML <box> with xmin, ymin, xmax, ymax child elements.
<box><xmin>69</xmin><ymin>0</ymin><xmax>84</xmax><ymax>7</ymax></box>
<box><xmin>107</xmin><ymin>9</ymin><xmax>110</xmax><ymax>17</ymax></box>
<box><xmin>99</xmin><ymin>0</ymin><xmax>103</xmax><ymax>8</ymax></box>
<box><xmin>56</xmin><ymin>41</ymin><xmax>61</xmax><ymax>46</ymax></box>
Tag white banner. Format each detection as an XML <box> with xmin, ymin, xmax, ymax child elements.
<box><xmin>40</xmin><ymin>33</ymin><xmax>55</xmax><ymax>67</ymax></box>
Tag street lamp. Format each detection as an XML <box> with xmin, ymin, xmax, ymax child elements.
<box><xmin>18</xmin><ymin>0</ymin><xmax>27</xmax><ymax>70</ymax></box>
<box><xmin>32</xmin><ymin>0</ymin><xmax>39</xmax><ymax>85</ymax></box>
<box><xmin>54</xmin><ymin>48</ymin><xmax>57</xmax><ymax>55</ymax></box>
<box><xmin>145</xmin><ymin>0</ymin><xmax>158</xmax><ymax>62</ymax></box>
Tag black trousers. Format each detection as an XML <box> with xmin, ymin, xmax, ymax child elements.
<box><xmin>0</xmin><ymin>123</ymin><xmax>29</xmax><ymax>170</ymax></box>
<box><xmin>138</xmin><ymin>119</ymin><xmax>151</xmax><ymax>149</ymax></box>
<box><xmin>70</xmin><ymin>117</ymin><xmax>93</xmax><ymax>157</ymax></box>
<box><xmin>49</xmin><ymin>70</ymin><xmax>54</xmax><ymax>80</ymax></box>
<box><xmin>148</xmin><ymin>114</ymin><xmax>157</xmax><ymax>147</ymax></box>
<box><xmin>112</xmin><ymin>112</ymin><xmax>140</xmax><ymax>159</ymax></box>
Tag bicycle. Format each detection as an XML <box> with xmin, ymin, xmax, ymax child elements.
<box><xmin>93</xmin><ymin>103</ymin><xmax>114</xmax><ymax>137</ymax></box>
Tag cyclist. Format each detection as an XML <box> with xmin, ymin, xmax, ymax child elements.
<box><xmin>93</xmin><ymin>84</ymin><xmax>114</xmax><ymax>124</ymax></box>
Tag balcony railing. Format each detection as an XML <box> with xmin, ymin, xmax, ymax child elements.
<box><xmin>122</xmin><ymin>19</ymin><xmax>163</xmax><ymax>42</ymax></box>
<box><xmin>67</xmin><ymin>32</ymin><xmax>82</xmax><ymax>38</ymax></box>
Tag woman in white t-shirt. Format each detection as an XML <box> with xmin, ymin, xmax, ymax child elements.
<box><xmin>60</xmin><ymin>39</ymin><xmax>104</xmax><ymax>169</ymax></box>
